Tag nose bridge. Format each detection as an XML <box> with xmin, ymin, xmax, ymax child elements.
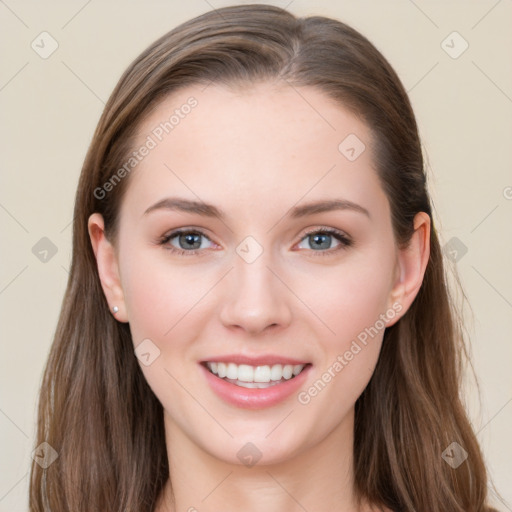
<box><xmin>218</xmin><ymin>236</ymin><xmax>292</xmax><ymax>333</ymax></box>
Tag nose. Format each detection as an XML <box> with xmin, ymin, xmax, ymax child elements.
<box><xmin>219</xmin><ymin>248</ymin><xmax>293</xmax><ymax>336</ymax></box>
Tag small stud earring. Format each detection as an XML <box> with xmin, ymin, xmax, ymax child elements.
<box><xmin>112</xmin><ymin>306</ymin><xmax>119</xmax><ymax>314</ymax></box>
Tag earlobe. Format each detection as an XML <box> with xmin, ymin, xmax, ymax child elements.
<box><xmin>386</xmin><ymin>212</ymin><xmax>431</xmax><ymax>327</ymax></box>
<box><xmin>87</xmin><ymin>213</ymin><xmax>128</xmax><ymax>323</ymax></box>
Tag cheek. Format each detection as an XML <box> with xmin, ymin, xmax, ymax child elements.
<box><xmin>312</xmin><ymin>282</ymin><xmax>387</xmax><ymax>393</ymax></box>
<box><xmin>295</xmin><ymin>275</ymin><xmax>390</xmax><ymax>419</ymax></box>
<box><xmin>119</xmin><ymin>243</ymin><xmax>212</xmax><ymax>344</ymax></box>
<box><xmin>119</xmin><ymin>252</ymin><xmax>211</xmax><ymax>421</ymax></box>
<box><xmin>294</xmin><ymin>249</ymin><xmax>394</xmax><ymax>399</ymax></box>
<box><xmin>302</xmin><ymin>256</ymin><xmax>394</xmax><ymax>347</ymax></box>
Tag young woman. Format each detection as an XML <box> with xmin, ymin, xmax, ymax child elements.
<box><xmin>29</xmin><ymin>4</ymin><xmax>501</xmax><ymax>511</ymax></box>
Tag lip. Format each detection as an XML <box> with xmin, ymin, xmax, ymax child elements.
<box><xmin>200</xmin><ymin>354</ymin><xmax>310</xmax><ymax>366</ymax></box>
<box><xmin>200</xmin><ymin>361</ymin><xmax>312</xmax><ymax>410</ymax></box>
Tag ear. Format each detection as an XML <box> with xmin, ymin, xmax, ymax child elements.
<box><xmin>386</xmin><ymin>212</ymin><xmax>431</xmax><ymax>327</ymax></box>
<box><xmin>88</xmin><ymin>213</ymin><xmax>128</xmax><ymax>323</ymax></box>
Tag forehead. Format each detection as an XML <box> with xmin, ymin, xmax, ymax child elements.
<box><xmin>120</xmin><ymin>82</ymin><xmax>385</xmax><ymax>222</ymax></box>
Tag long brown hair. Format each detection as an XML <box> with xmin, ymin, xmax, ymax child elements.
<box><xmin>30</xmin><ymin>4</ymin><xmax>501</xmax><ymax>511</ymax></box>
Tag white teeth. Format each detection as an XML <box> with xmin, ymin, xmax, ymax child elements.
<box><xmin>226</xmin><ymin>363</ymin><xmax>238</xmax><ymax>380</ymax></box>
<box><xmin>231</xmin><ymin>380</ymin><xmax>281</xmax><ymax>389</ymax></box>
<box><xmin>254</xmin><ymin>365</ymin><xmax>271</xmax><ymax>382</ymax></box>
<box><xmin>205</xmin><ymin>361</ymin><xmax>306</xmax><ymax>383</ymax></box>
<box><xmin>282</xmin><ymin>365</ymin><xmax>293</xmax><ymax>379</ymax></box>
<box><xmin>293</xmin><ymin>364</ymin><xmax>303</xmax><ymax>376</ymax></box>
<box><xmin>238</xmin><ymin>364</ymin><xmax>254</xmax><ymax>382</ymax></box>
<box><xmin>270</xmin><ymin>364</ymin><xmax>283</xmax><ymax>381</ymax></box>
<box><xmin>217</xmin><ymin>362</ymin><xmax>227</xmax><ymax>378</ymax></box>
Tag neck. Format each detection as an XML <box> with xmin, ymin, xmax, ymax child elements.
<box><xmin>155</xmin><ymin>407</ymin><xmax>373</xmax><ymax>512</ymax></box>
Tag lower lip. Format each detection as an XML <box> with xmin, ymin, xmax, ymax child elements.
<box><xmin>200</xmin><ymin>363</ymin><xmax>312</xmax><ymax>410</ymax></box>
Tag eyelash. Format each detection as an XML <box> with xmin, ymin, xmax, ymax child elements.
<box><xmin>157</xmin><ymin>227</ymin><xmax>353</xmax><ymax>257</ymax></box>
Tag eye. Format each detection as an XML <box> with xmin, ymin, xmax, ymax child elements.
<box><xmin>157</xmin><ymin>227</ymin><xmax>352</xmax><ymax>257</ymax></box>
<box><xmin>296</xmin><ymin>228</ymin><xmax>352</xmax><ymax>256</ymax></box>
<box><xmin>158</xmin><ymin>229</ymin><xmax>216</xmax><ymax>256</ymax></box>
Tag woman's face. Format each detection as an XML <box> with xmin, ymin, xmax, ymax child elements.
<box><xmin>94</xmin><ymin>82</ymin><xmax>416</xmax><ymax>465</ymax></box>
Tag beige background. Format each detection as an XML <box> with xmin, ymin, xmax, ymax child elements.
<box><xmin>1</xmin><ymin>1</ymin><xmax>511</xmax><ymax>510</ymax></box>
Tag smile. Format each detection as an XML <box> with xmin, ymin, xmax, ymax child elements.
<box><xmin>200</xmin><ymin>358</ymin><xmax>312</xmax><ymax>409</ymax></box>
<box><xmin>204</xmin><ymin>361</ymin><xmax>307</xmax><ymax>388</ymax></box>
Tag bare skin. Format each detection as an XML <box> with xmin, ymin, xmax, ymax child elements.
<box><xmin>89</xmin><ymin>81</ymin><xmax>430</xmax><ymax>512</ymax></box>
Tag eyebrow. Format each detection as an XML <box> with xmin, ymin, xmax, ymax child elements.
<box><xmin>143</xmin><ymin>197</ymin><xmax>370</xmax><ymax>219</ymax></box>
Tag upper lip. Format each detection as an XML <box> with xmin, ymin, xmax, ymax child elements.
<box><xmin>201</xmin><ymin>354</ymin><xmax>310</xmax><ymax>366</ymax></box>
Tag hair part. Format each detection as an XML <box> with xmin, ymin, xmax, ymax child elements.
<box><xmin>30</xmin><ymin>4</ymin><xmax>500</xmax><ymax>511</ymax></box>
